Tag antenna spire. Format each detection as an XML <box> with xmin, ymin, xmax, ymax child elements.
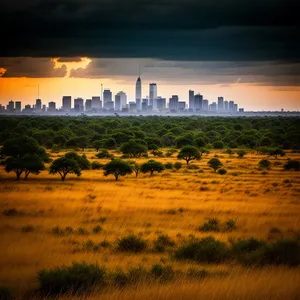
<box><xmin>38</xmin><ymin>84</ymin><xmax>40</xmax><ymax>99</ymax></box>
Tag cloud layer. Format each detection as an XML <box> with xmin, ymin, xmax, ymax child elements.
<box><xmin>1</xmin><ymin>0</ymin><xmax>299</xmax><ymax>61</ymax></box>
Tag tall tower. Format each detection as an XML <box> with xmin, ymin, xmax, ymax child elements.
<box><xmin>149</xmin><ymin>83</ymin><xmax>157</xmax><ymax>108</ymax></box>
<box><xmin>136</xmin><ymin>66</ymin><xmax>142</xmax><ymax>111</ymax></box>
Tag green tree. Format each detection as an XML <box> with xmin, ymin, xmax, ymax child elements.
<box><xmin>2</xmin><ymin>136</ymin><xmax>48</xmax><ymax>180</ymax></box>
<box><xmin>103</xmin><ymin>159</ymin><xmax>133</xmax><ymax>181</ymax></box>
<box><xmin>96</xmin><ymin>149</ymin><xmax>113</xmax><ymax>159</ymax></box>
<box><xmin>92</xmin><ymin>140</ymin><xmax>102</xmax><ymax>152</ymax></box>
<box><xmin>174</xmin><ymin>162</ymin><xmax>182</xmax><ymax>170</ymax></box>
<box><xmin>49</xmin><ymin>156</ymin><xmax>81</xmax><ymax>181</ymax></box>
<box><xmin>269</xmin><ymin>148</ymin><xmax>285</xmax><ymax>159</ymax></box>
<box><xmin>66</xmin><ymin>136</ymin><xmax>89</xmax><ymax>151</ymax></box>
<box><xmin>141</xmin><ymin>160</ymin><xmax>165</xmax><ymax>176</ymax></box>
<box><xmin>177</xmin><ymin>146</ymin><xmax>200</xmax><ymax>164</ymax></box>
<box><xmin>213</xmin><ymin>141</ymin><xmax>224</xmax><ymax>149</ymax></box>
<box><xmin>119</xmin><ymin>140</ymin><xmax>147</xmax><ymax>158</ymax></box>
<box><xmin>128</xmin><ymin>161</ymin><xmax>141</xmax><ymax>178</ymax></box>
<box><xmin>208</xmin><ymin>158</ymin><xmax>223</xmax><ymax>172</ymax></box>
<box><xmin>65</xmin><ymin>152</ymin><xmax>90</xmax><ymax>170</ymax></box>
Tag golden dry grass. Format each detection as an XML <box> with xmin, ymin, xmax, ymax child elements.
<box><xmin>0</xmin><ymin>149</ymin><xmax>300</xmax><ymax>298</ymax></box>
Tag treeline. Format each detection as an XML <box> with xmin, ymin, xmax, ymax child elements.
<box><xmin>0</xmin><ymin>116</ymin><xmax>299</xmax><ymax>150</ymax></box>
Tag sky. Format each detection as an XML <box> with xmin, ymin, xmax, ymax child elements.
<box><xmin>1</xmin><ymin>0</ymin><xmax>300</xmax><ymax>111</ymax></box>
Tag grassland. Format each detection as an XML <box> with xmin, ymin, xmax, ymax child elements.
<box><xmin>0</xmin><ymin>149</ymin><xmax>300</xmax><ymax>299</ymax></box>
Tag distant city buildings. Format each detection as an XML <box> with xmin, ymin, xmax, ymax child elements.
<box><xmin>1</xmin><ymin>79</ymin><xmax>248</xmax><ymax>114</ymax></box>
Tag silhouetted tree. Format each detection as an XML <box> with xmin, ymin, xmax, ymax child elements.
<box><xmin>283</xmin><ymin>160</ymin><xmax>300</xmax><ymax>171</ymax></box>
<box><xmin>236</xmin><ymin>150</ymin><xmax>247</xmax><ymax>158</ymax></box>
<box><xmin>208</xmin><ymin>158</ymin><xmax>223</xmax><ymax>172</ymax></box>
<box><xmin>141</xmin><ymin>160</ymin><xmax>165</xmax><ymax>176</ymax></box>
<box><xmin>177</xmin><ymin>146</ymin><xmax>200</xmax><ymax>164</ymax></box>
<box><xmin>103</xmin><ymin>159</ymin><xmax>133</xmax><ymax>181</ymax></box>
<box><xmin>92</xmin><ymin>140</ymin><xmax>102</xmax><ymax>152</ymax></box>
<box><xmin>258</xmin><ymin>159</ymin><xmax>271</xmax><ymax>169</ymax></box>
<box><xmin>119</xmin><ymin>140</ymin><xmax>147</xmax><ymax>158</ymax></box>
<box><xmin>49</xmin><ymin>156</ymin><xmax>81</xmax><ymax>181</ymax></box>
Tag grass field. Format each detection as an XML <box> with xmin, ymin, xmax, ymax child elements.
<box><xmin>0</xmin><ymin>149</ymin><xmax>300</xmax><ymax>299</ymax></box>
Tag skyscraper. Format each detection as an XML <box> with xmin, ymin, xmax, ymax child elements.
<box><xmin>189</xmin><ymin>90</ymin><xmax>194</xmax><ymax>111</ymax></box>
<box><xmin>91</xmin><ymin>96</ymin><xmax>101</xmax><ymax>111</ymax></box>
<box><xmin>7</xmin><ymin>100</ymin><xmax>14</xmax><ymax>112</ymax></box>
<box><xmin>35</xmin><ymin>98</ymin><xmax>42</xmax><ymax>112</ymax></box>
<box><xmin>224</xmin><ymin>101</ymin><xmax>229</xmax><ymax>112</ymax></box>
<box><xmin>62</xmin><ymin>96</ymin><xmax>72</xmax><ymax>112</ymax></box>
<box><xmin>115</xmin><ymin>91</ymin><xmax>127</xmax><ymax>111</ymax></box>
<box><xmin>169</xmin><ymin>95</ymin><xmax>179</xmax><ymax>112</ymax></box>
<box><xmin>103</xmin><ymin>89</ymin><xmax>112</xmax><ymax>109</ymax></box>
<box><xmin>15</xmin><ymin>101</ymin><xmax>21</xmax><ymax>112</ymax></box>
<box><xmin>229</xmin><ymin>101</ymin><xmax>234</xmax><ymax>112</ymax></box>
<box><xmin>74</xmin><ymin>98</ymin><xmax>84</xmax><ymax>112</ymax></box>
<box><xmin>218</xmin><ymin>97</ymin><xmax>224</xmax><ymax>112</ymax></box>
<box><xmin>85</xmin><ymin>99</ymin><xmax>92</xmax><ymax>111</ymax></box>
<box><xmin>136</xmin><ymin>76</ymin><xmax>142</xmax><ymax>111</ymax></box>
<box><xmin>194</xmin><ymin>94</ymin><xmax>203</xmax><ymax>111</ymax></box>
<box><xmin>48</xmin><ymin>102</ymin><xmax>56</xmax><ymax>112</ymax></box>
<box><xmin>149</xmin><ymin>83</ymin><xmax>157</xmax><ymax>107</ymax></box>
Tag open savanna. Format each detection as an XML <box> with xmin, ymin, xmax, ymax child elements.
<box><xmin>0</xmin><ymin>149</ymin><xmax>300</xmax><ymax>299</ymax></box>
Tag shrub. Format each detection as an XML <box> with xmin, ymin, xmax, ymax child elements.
<box><xmin>283</xmin><ymin>160</ymin><xmax>300</xmax><ymax>171</ymax></box>
<box><xmin>0</xmin><ymin>287</ymin><xmax>12</xmax><ymax>300</ymax></box>
<box><xmin>111</xmin><ymin>270</ymin><xmax>129</xmax><ymax>287</ymax></box>
<box><xmin>232</xmin><ymin>238</ymin><xmax>266</xmax><ymax>254</ymax></box>
<box><xmin>208</xmin><ymin>158</ymin><xmax>223</xmax><ymax>172</ymax></box>
<box><xmin>258</xmin><ymin>159</ymin><xmax>271</xmax><ymax>169</ymax></box>
<box><xmin>52</xmin><ymin>226</ymin><xmax>65</xmax><ymax>236</ymax></box>
<box><xmin>151</xmin><ymin>150</ymin><xmax>164</xmax><ymax>157</ymax></box>
<box><xmin>38</xmin><ymin>262</ymin><xmax>106</xmax><ymax>295</ymax></box>
<box><xmin>65</xmin><ymin>226</ymin><xmax>74</xmax><ymax>233</ymax></box>
<box><xmin>92</xmin><ymin>225</ymin><xmax>102</xmax><ymax>233</ymax></box>
<box><xmin>153</xmin><ymin>234</ymin><xmax>175</xmax><ymax>252</ymax></box>
<box><xmin>175</xmin><ymin>236</ymin><xmax>228</xmax><ymax>263</ymax></box>
<box><xmin>164</xmin><ymin>162</ymin><xmax>173</xmax><ymax>169</ymax></box>
<box><xmin>91</xmin><ymin>161</ymin><xmax>104</xmax><ymax>170</ymax></box>
<box><xmin>264</xmin><ymin>239</ymin><xmax>300</xmax><ymax>266</ymax></box>
<box><xmin>174</xmin><ymin>162</ymin><xmax>182</xmax><ymax>170</ymax></box>
<box><xmin>213</xmin><ymin>141</ymin><xmax>224</xmax><ymax>149</ymax></box>
<box><xmin>96</xmin><ymin>149</ymin><xmax>113</xmax><ymax>159</ymax></box>
<box><xmin>218</xmin><ymin>168</ymin><xmax>227</xmax><ymax>175</ymax></box>
<box><xmin>150</xmin><ymin>264</ymin><xmax>174</xmax><ymax>282</ymax></box>
<box><xmin>117</xmin><ymin>235</ymin><xmax>147</xmax><ymax>253</ymax></box>
<box><xmin>199</xmin><ymin>218</ymin><xmax>220</xmax><ymax>232</ymax></box>
<box><xmin>77</xmin><ymin>227</ymin><xmax>89</xmax><ymax>235</ymax></box>
<box><xmin>186</xmin><ymin>164</ymin><xmax>199</xmax><ymax>170</ymax></box>
<box><xmin>3</xmin><ymin>208</ymin><xmax>24</xmax><ymax>216</ymax></box>
<box><xmin>224</xmin><ymin>219</ymin><xmax>237</xmax><ymax>232</ymax></box>
<box><xmin>100</xmin><ymin>240</ymin><xmax>110</xmax><ymax>248</ymax></box>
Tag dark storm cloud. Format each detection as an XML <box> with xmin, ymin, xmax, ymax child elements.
<box><xmin>69</xmin><ymin>58</ymin><xmax>300</xmax><ymax>86</ymax></box>
<box><xmin>1</xmin><ymin>0</ymin><xmax>299</xmax><ymax>61</ymax></box>
<box><xmin>0</xmin><ymin>58</ymin><xmax>67</xmax><ymax>77</ymax></box>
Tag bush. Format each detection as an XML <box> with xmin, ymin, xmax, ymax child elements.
<box><xmin>213</xmin><ymin>141</ymin><xmax>224</xmax><ymax>149</ymax></box>
<box><xmin>174</xmin><ymin>162</ymin><xmax>182</xmax><ymax>170</ymax></box>
<box><xmin>283</xmin><ymin>160</ymin><xmax>300</xmax><ymax>171</ymax></box>
<box><xmin>224</xmin><ymin>219</ymin><xmax>237</xmax><ymax>231</ymax></box>
<box><xmin>3</xmin><ymin>208</ymin><xmax>24</xmax><ymax>216</ymax></box>
<box><xmin>218</xmin><ymin>168</ymin><xmax>227</xmax><ymax>175</ymax></box>
<box><xmin>150</xmin><ymin>264</ymin><xmax>174</xmax><ymax>282</ymax></box>
<box><xmin>91</xmin><ymin>161</ymin><xmax>104</xmax><ymax>170</ymax></box>
<box><xmin>153</xmin><ymin>234</ymin><xmax>175</xmax><ymax>252</ymax></box>
<box><xmin>96</xmin><ymin>149</ymin><xmax>113</xmax><ymax>159</ymax></box>
<box><xmin>232</xmin><ymin>238</ymin><xmax>266</xmax><ymax>254</ymax></box>
<box><xmin>117</xmin><ymin>235</ymin><xmax>147</xmax><ymax>253</ymax></box>
<box><xmin>199</xmin><ymin>218</ymin><xmax>220</xmax><ymax>232</ymax></box>
<box><xmin>0</xmin><ymin>287</ymin><xmax>12</xmax><ymax>300</ymax></box>
<box><xmin>38</xmin><ymin>262</ymin><xmax>106</xmax><ymax>295</ymax></box>
<box><xmin>258</xmin><ymin>159</ymin><xmax>271</xmax><ymax>169</ymax></box>
<box><xmin>186</xmin><ymin>164</ymin><xmax>199</xmax><ymax>170</ymax></box>
<box><xmin>164</xmin><ymin>162</ymin><xmax>173</xmax><ymax>169</ymax></box>
<box><xmin>264</xmin><ymin>239</ymin><xmax>300</xmax><ymax>266</ymax></box>
<box><xmin>92</xmin><ymin>225</ymin><xmax>102</xmax><ymax>233</ymax></box>
<box><xmin>175</xmin><ymin>236</ymin><xmax>228</xmax><ymax>263</ymax></box>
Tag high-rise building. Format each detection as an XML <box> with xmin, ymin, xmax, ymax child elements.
<box><xmin>233</xmin><ymin>103</ymin><xmax>238</xmax><ymax>113</ymax></box>
<box><xmin>189</xmin><ymin>90</ymin><xmax>194</xmax><ymax>111</ymax></box>
<box><xmin>224</xmin><ymin>101</ymin><xmax>229</xmax><ymax>112</ymax></box>
<box><xmin>229</xmin><ymin>101</ymin><xmax>234</xmax><ymax>112</ymax></box>
<box><xmin>103</xmin><ymin>89</ymin><xmax>112</xmax><ymax>109</ymax></box>
<box><xmin>115</xmin><ymin>91</ymin><xmax>127</xmax><ymax>111</ymax></box>
<box><xmin>48</xmin><ymin>102</ymin><xmax>56</xmax><ymax>112</ymax></box>
<box><xmin>15</xmin><ymin>101</ymin><xmax>21</xmax><ymax>112</ymax></box>
<box><xmin>142</xmin><ymin>99</ymin><xmax>148</xmax><ymax>112</ymax></box>
<box><xmin>178</xmin><ymin>101</ymin><xmax>186</xmax><ymax>111</ymax></box>
<box><xmin>7</xmin><ymin>100</ymin><xmax>14</xmax><ymax>112</ymax></box>
<box><xmin>209</xmin><ymin>102</ymin><xmax>217</xmax><ymax>112</ymax></box>
<box><xmin>91</xmin><ymin>96</ymin><xmax>101</xmax><ymax>111</ymax></box>
<box><xmin>169</xmin><ymin>95</ymin><xmax>179</xmax><ymax>112</ymax></box>
<box><xmin>74</xmin><ymin>97</ymin><xmax>84</xmax><ymax>112</ymax></box>
<box><xmin>35</xmin><ymin>98</ymin><xmax>42</xmax><ymax>112</ymax></box>
<box><xmin>194</xmin><ymin>94</ymin><xmax>203</xmax><ymax>111</ymax></box>
<box><xmin>136</xmin><ymin>76</ymin><xmax>142</xmax><ymax>111</ymax></box>
<box><xmin>218</xmin><ymin>97</ymin><xmax>224</xmax><ymax>112</ymax></box>
<box><xmin>149</xmin><ymin>83</ymin><xmax>157</xmax><ymax>107</ymax></box>
<box><xmin>202</xmin><ymin>99</ymin><xmax>209</xmax><ymax>112</ymax></box>
<box><xmin>62</xmin><ymin>96</ymin><xmax>72</xmax><ymax>112</ymax></box>
<box><xmin>85</xmin><ymin>99</ymin><xmax>92</xmax><ymax>111</ymax></box>
<box><xmin>156</xmin><ymin>97</ymin><xmax>166</xmax><ymax>110</ymax></box>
